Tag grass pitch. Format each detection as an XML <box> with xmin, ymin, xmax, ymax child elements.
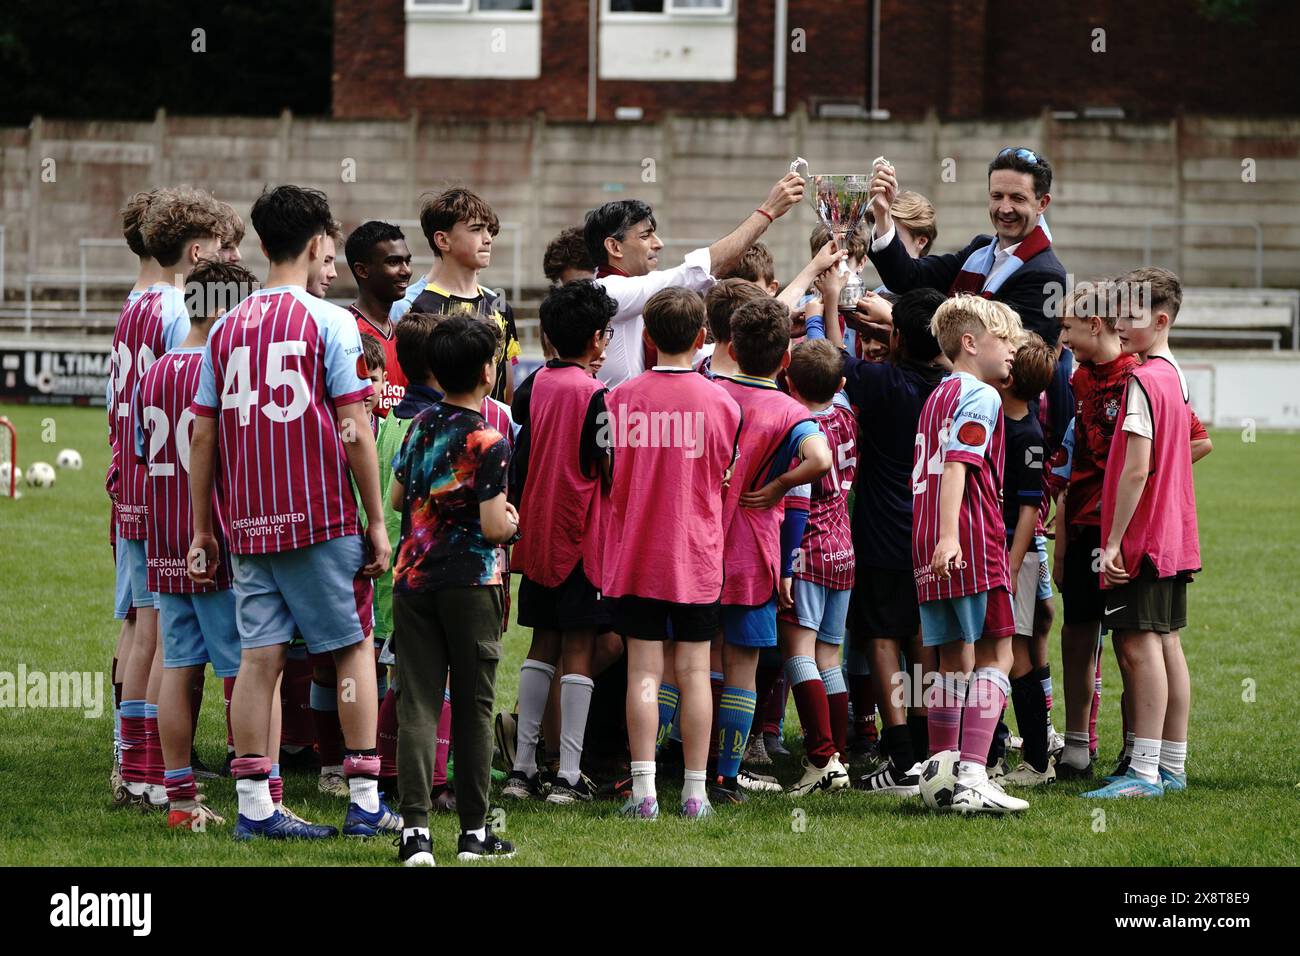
<box><xmin>1</xmin><ymin>404</ymin><xmax>1297</xmax><ymax>866</ymax></box>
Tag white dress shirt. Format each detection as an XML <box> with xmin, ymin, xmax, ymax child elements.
<box><xmin>595</xmin><ymin>247</ymin><xmax>716</xmax><ymax>387</ymax></box>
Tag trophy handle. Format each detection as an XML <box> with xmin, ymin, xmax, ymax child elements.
<box><xmin>790</xmin><ymin>156</ymin><xmax>810</xmax><ymax>178</ymax></box>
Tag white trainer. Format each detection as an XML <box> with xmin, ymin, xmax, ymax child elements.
<box><xmin>319</xmin><ymin>767</ymin><xmax>348</xmax><ymax>798</ymax></box>
<box><xmin>951</xmin><ymin>779</ymin><xmax>1029</xmax><ymax>814</ymax></box>
<box><xmin>787</xmin><ymin>754</ymin><xmax>850</xmax><ymax>797</ymax></box>
<box><xmin>1001</xmin><ymin>760</ymin><xmax>1057</xmax><ymax>788</ymax></box>
<box><xmin>736</xmin><ymin>768</ymin><xmax>783</xmax><ymax>793</ymax></box>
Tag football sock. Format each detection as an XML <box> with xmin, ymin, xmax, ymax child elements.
<box><xmin>280</xmin><ymin>655</ymin><xmax>316</xmax><ymax>749</ymax></box>
<box><xmin>708</xmin><ymin>671</ymin><xmax>724</xmax><ymax>764</ymax></box>
<box><xmin>143</xmin><ymin>703</ymin><xmax>163</xmax><ymax>787</ymax></box>
<box><xmin>268</xmin><ymin>762</ymin><xmax>283</xmax><ymax>806</ymax></box>
<box><xmin>1123</xmin><ymin>731</ymin><xmax>1136</xmax><ymax>761</ymax></box>
<box><xmin>120</xmin><ymin>699</ymin><xmax>146</xmax><ymax>783</ymax></box>
<box><xmin>927</xmin><ymin>673</ymin><xmax>965</xmax><ymax>755</ymax></box>
<box><xmin>956</xmin><ymin>758</ymin><xmax>988</xmax><ymax>788</ymax></box>
<box><xmin>715</xmin><ymin>686</ymin><xmax>757</xmax><ymax>780</ymax></box>
<box><xmin>222</xmin><ymin>677</ymin><xmax>236</xmax><ymax>750</ymax></box>
<box><xmin>787</xmin><ymin>656</ymin><xmax>833</xmax><ymax>768</ymax></box>
<box><xmin>1010</xmin><ymin>672</ymin><xmax>1051</xmax><ymax>772</ymax></box>
<box><xmin>164</xmin><ymin>767</ymin><xmax>197</xmax><ymax>805</ymax></box>
<box><xmin>989</xmin><ymin>713</ymin><xmax>1010</xmax><ymax>765</ymax></box>
<box><xmin>513</xmin><ymin>659</ymin><xmax>555</xmax><ymax>776</ymax></box>
<box><xmin>310</xmin><ymin>680</ymin><xmax>344</xmax><ymax>767</ymax></box>
<box><xmin>1089</xmin><ymin>645</ymin><xmax>1102</xmax><ymax>755</ymax></box>
<box><xmin>631</xmin><ymin>760</ymin><xmax>657</xmax><ymax>802</ymax></box>
<box><xmin>656</xmin><ymin>682</ymin><xmax>680</xmax><ymax>750</ymax></box>
<box><xmin>881</xmin><ymin>722</ymin><xmax>915</xmax><ymax>774</ymax></box>
<box><xmin>378</xmin><ymin>687</ymin><xmax>399</xmax><ymax>784</ymax></box>
<box><xmin>760</xmin><ymin>672</ymin><xmax>787</xmax><ymax>735</ymax></box>
<box><xmin>232</xmin><ymin>755</ymin><xmax>274</xmax><ymax>821</ymax></box>
<box><xmin>907</xmin><ymin>713</ymin><xmax>929</xmax><ymax>764</ymax></box>
<box><xmin>1037</xmin><ymin>664</ymin><xmax>1054</xmax><ymax>720</ymax></box>
<box><xmin>821</xmin><ymin>663</ymin><xmax>850</xmax><ymax>756</ymax></box>
<box><xmin>1062</xmin><ymin>731</ymin><xmax>1091</xmax><ymax>769</ymax></box>
<box><xmin>669</xmin><ymin>703</ymin><xmax>682</xmax><ymax>743</ymax></box>
<box><xmin>433</xmin><ymin>689</ymin><xmax>452</xmax><ymax>787</ymax></box>
<box><xmin>1158</xmin><ymin>739</ymin><xmax>1186</xmax><ymax>777</ymax></box>
<box><xmin>682</xmin><ymin>769</ymin><xmax>707</xmax><ymax>804</ymax></box>
<box><xmin>344</xmin><ymin>750</ymin><xmax>381</xmax><ymax>812</ymax></box>
<box><xmin>1130</xmin><ymin>737</ymin><xmax>1161</xmax><ymax>783</ymax></box>
<box><xmin>111</xmin><ymin>658</ymin><xmax>122</xmax><ymax>760</ymax></box>
<box><xmin>846</xmin><ymin>672</ymin><xmax>877</xmax><ymax>743</ymax></box>
<box><xmin>558</xmin><ymin>673</ymin><xmax>595</xmax><ymax>785</ymax></box>
<box><xmin>959</xmin><ymin>668</ymin><xmax>1009</xmax><ymax>770</ymax></box>
<box><xmin>464</xmin><ymin>827</ymin><xmax>487</xmax><ymax>841</ymax></box>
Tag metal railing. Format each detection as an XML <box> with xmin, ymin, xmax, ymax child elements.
<box><xmin>79</xmin><ymin>238</ymin><xmax>132</xmax><ymax>316</ymax></box>
<box><xmin>1142</xmin><ymin>219</ymin><xmax>1264</xmax><ymax>289</ymax></box>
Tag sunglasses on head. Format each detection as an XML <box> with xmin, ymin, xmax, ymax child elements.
<box><xmin>997</xmin><ymin>146</ymin><xmax>1042</xmax><ymax>166</ymax></box>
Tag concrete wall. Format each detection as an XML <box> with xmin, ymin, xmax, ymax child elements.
<box><xmin>2</xmin><ymin>110</ymin><xmax>1298</xmax><ymax>302</ymax></box>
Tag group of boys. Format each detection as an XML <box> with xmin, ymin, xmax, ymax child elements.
<box><xmin>104</xmin><ymin>146</ymin><xmax>1204</xmax><ymax>867</ymax></box>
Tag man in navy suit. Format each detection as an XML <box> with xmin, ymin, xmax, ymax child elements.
<box><xmin>865</xmin><ymin>147</ymin><xmax>1067</xmax><ymax>346</ymax></box>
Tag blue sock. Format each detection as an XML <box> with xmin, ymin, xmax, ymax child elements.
<box><xmin>656</xmin><ymin>683</ymin><xmax>680</xmax><ymax>750</ymax></box>
<box><xmin>143</xmin><ymin>702</ymin><xmax>158</xmax><ymax>720</ymax></box>
<box><xmin>716</xmin><ymin>687</ymin><xmax>757</xmax><ymax>780</ymax></box>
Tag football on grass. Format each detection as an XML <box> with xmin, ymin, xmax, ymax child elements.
<box><xmin>25</xmin><ymin>462</ymin><xmax>56</xmax><ymax>488</ymax></box>
<box><xmin>57</xmin><ymin>448</ymin><xmax>83</xmax><ymax>469</ymax></box>
<box><xmin>919</xmin><ymin>749</ymin><xmax>961</xmax><ymax>810</ymax></box>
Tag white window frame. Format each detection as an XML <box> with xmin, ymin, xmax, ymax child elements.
<box><xmin>602</xmin><ymin>0</ymin><xmax>734</xmax><ymax>22</ymax></box>
<box><xmin>405</xmin><ymin>0</ymin><xmax>541</xmax><ymax>21</ymax></box>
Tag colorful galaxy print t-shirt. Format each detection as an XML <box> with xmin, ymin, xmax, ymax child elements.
<box><xmin>392</xmin><ymin>401</ymin><xmax>510</xmax><ymax>593</ymax></box>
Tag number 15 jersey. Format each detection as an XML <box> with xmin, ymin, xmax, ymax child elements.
<box><xmin>192</xmin><ymin>286</ymin><xmax>375</xmax><ymax>555</ymax></box>
<box><xmin>911</xmin><ymin>371</ymin><xmax>1008</xmax><ymax>603</ymax></box>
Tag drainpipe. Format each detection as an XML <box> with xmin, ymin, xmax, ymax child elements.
<box><xmin>588</xmin><ymin>0</ymin><xmax>598</xmax><ymax>121</ymax></box>
<box><xmin>773</xmin><ymin>0</ymin><xmax>787</xmax><ymax>116</ymax></box>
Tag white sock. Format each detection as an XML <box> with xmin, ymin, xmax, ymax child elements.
<box><xmin>956</xmin><ymin>759</ymin><xmax>987</xmax><ymax>788</ymax></box>
<box><xmin>464</xmin><ymin>826</ymin><xmax>487</xmax><ymax>841</ymax></box>
<box><xmin>403</xmin><ymin>826</ymin><xmax>430</xmax><ymax>841</ymax></box>
<box><xmin>236</xmin><ymin>778</ymin><xmax>275</xmax><ymax>821</ymax></box>
<box><xmin>682</xmin><ymin>769</ymin><xmax>707</xmax><ymax>804</ymax></box>
<box><xmin>1158</xmin><ymin>739</ymin><xmax>1187</xmax><ymax>777</ymax></box>
<box><xmin>558</xmin><ymin>673</ymin><xmax>595</xmax><ymax>785</ymax></box>
<box><xmin>513</xmin><ymin>659</ymin><xmax>556</xmax><ymax>776</ymax></box>
<box><xmin>631</xmin><ymin>760</ymin><xmax>656</xmax><ymax>802</ymax></box>
<box><xmin>1062</xmin><ymin>731</ymin><xmax>1091</xmax><ymax>768</ymax></box>
<box><xmin>349</xmin><ymin>774</ymin><xmax>380</xmax><ymax>813</ymax></box>
<box><xmin>1129</xmin><ymin>737</ymin><xmax>1161</xmax><ymax>783</ymax></box>
<box><xmin>1123</xmin><ymin>731</ymin><xmax>1136</xmax><ymax>760</ymax></box>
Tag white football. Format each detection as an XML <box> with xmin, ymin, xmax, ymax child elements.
<box><xmin>25</xmin><ymin>462</ymin><xmax>56</xmax><ymax>488</ymax></box>
<box><xmin>56</xmin><ymin>448</ymin><xmax>83</xmax><ymax>470</ymax></box>
<box><xmin>918</xmin><ymin>748</ymin><xmax>961</xmax><ymax>810</ymax></box>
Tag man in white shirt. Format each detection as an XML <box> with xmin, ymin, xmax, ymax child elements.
<box><xmin>586</xmin><ymin>173</ymin><xmax>806</xmax><ymax>386</ymax></box>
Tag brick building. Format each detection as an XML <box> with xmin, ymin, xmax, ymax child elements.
<box><xmin>333</xmin><ymin>0</ymin><xmax>1300</xmax><ymax>122</ymax></box>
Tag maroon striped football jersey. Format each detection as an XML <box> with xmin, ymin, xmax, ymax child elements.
<box><xmin>912</xmin><ymin>372</ymin><xmax>1009</xmax><ymax>603</ymax></box>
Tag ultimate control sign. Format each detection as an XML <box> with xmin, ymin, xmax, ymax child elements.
<box><xmin>0</xmin><ymin>341</ymin><xmax>111</xmax><ymax>406</ymax></box>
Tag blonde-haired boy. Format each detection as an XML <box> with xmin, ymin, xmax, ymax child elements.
<box><xmin>913</xmin><ymin>294</ymin><xmax>1029</xmax><ymax>814</ymax></box>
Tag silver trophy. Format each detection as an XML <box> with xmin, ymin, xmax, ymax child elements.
<box><xmin>790</xmin><ymin>156</ymin><xmax>874</xmax><ymax>311</ymax></box>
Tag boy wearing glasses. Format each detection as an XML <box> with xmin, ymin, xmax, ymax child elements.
<box><xmin>503</xmin><ymin>280</ymin><xmax>618</xmax><ymax>804</ymax></box>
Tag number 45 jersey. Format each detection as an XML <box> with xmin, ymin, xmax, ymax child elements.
<box><xmin>192</xmin><ymin>286</ymin><xmax>375</xmax><ymax>555</ymax></box>
<box><xmin>911</xmin><ymin>371</ymin><xmax>1008</xmax><ymax>603</ymax></box>
<box><xmin>133</xmin><ymin>348</ymin><xmax>233</xmax><ymax>593</ymax></box>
